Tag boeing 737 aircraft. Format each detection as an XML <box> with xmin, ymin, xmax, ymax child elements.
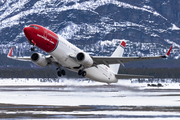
<box><xmin>7</xmin><ymin>24</ymin><xmax>172</xmax><ymax>84</ymax></box>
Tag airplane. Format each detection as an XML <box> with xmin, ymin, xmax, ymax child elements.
<box><xmin>7</xmin><ymin>24</ymin><xmax>173</xmax><ymax>84</ymax></box>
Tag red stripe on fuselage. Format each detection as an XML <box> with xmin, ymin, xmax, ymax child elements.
<box><xmin>23</xmin><ymin>24</ymin><xmax>58</xmax><ymax>53</ymax></box>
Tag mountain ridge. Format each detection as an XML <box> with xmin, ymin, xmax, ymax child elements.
<box><xmin>0</xmin><ymin>0</ymin><xmax>180</xmax><ymax>68</ymax></box>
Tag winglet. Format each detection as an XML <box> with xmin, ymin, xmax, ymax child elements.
<box><xmin>161</xmin><ymin>46</ymin><xmax>173</xmax><ymax>58</ymax></box>
<box><xmin>120</xmin><ymin>41</ymin><xmax>126</xmax><ymax>48</ymax></box>
<box><xmin>7</xmin><ymin>47</ymin><xmax>13</xmax><ymax>57</ymax></box>
<box><xmin>166</xmin><ymin>46</ymin><xmax>173</xmax><ymax>56</ymax></box>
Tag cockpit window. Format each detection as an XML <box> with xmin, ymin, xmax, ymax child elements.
<box><xmin>29</xmin><ymin>25</ymin><xmax>39</xmax><ymax>29</ymax></box>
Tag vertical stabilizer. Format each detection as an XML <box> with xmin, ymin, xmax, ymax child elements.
<box><xmin>109</xmin><ymin>41</ymin><xmax>126</xmax><ymax>74</ymax></box>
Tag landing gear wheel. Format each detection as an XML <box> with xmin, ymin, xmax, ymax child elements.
<box><xmin>57</xmin><ymin>71</ymin><xmax>61</xmax><ymax>77</ymax></box>
<box><xmin>78</xmin><ymin>70</ymin><xmax>83</xmax><ymax>76</ymax></box>
<box><xmin>82</xmin><ymin>71</ymin><xmax>86</xmax><ymax>77</ymax></box>
<box><xmin>61</xmin><ymin>70</ymin><xmax>66</xmax><ymax>76</ymax></box>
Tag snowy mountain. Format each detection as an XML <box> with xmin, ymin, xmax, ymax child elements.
<box><xmin>0</xmin><ymin>0</ymin><xmax>180</xmax><ymax>68</ymax></box>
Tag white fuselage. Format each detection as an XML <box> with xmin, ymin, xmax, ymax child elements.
<box><xmin>9</xmin><ymin>24</ymin><xmax>172</xmax><ymax>84</ymax></box>
<box><xmin>49</xmin><ymin>36</ymin><xmax>118</xmax><ymax>83</ymax></box>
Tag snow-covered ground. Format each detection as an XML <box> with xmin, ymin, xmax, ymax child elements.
<box><xmin>0</xmin><ymin>78</ymin><xmax>180</xmax><ymax>119</ymax></box>
<box><xmin>0</xmin><ymin>78</ymin><xmax>179</xmax><ymax>89</ymax></box>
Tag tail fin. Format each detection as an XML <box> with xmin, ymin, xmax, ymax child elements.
<box><xmin>109</xmin><ymin>41</ymin><xmax>126</xmax><ymax>74</ymax></box>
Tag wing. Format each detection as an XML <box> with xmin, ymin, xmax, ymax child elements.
<box><xmin>7</xmin><ymin>47</ymin><xmax>31</xmax><ymax>61</ymax></box>
<box><xmin>7</xmin><ymin>47</ymin><xmax>60</xmax><ymax>67</ymax></box>
<box><xmin>115</xmin><ymin>74</ymin><xmax>153</xmax><ymax>79</ymax></box>
<box><xmin>92</xmin><ymin>46</ymin><xmax>173</xmax><ymax>66</ymax></box>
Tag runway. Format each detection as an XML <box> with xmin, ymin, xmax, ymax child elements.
<box><xmin>0</xmin><ymin>78</ymin><xmax>180</xmax><ymax>120</ymax></box>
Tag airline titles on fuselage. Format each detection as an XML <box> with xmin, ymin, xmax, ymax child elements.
<box><xmin>37</xmin><ymin>34</ymin><xmax>55</xmax><ymax>45</ymax></box>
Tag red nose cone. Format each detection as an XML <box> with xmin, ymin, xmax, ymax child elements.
<box><xmin>23</xmin><ymin>27</ymin><xmax>31</xmax><ymax>40</ymax></box>
<box><xmin>23</xmin><ymin>27</ymin><xmax>28</xmax><ymax>34</ymax></box>
<box><xmin>23</xmin><ymin>25</ymin><xmax>59</xmax><ymax>53</ymax></box>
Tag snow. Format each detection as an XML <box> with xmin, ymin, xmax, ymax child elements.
<box><xmin>151</xmin><ymin>33</ymin><xmax>160</xmax><ymax>37</ymax></box>
<box><xmin>3</xmin><ymin>110</ymin><xmax>180</xmax><ymax>116</ymax></box>
<box><xmin>0</xmin><ymin>78</ymin><xmax>104</xmax><ymax>86</ymax></box>
<box><xmin>169</xmin><ymin>24</ymin><xmax>180</xmax><ymax>30</ymax></box>
<box><xmin>0</xmin><ymin>78</ymin><xmax>180</xmax><ymax>119</ymax></box>
<box><xmin>0</xmin><ymin>0</ymin><xmax>168</xmax><ymax>30</ymax></box>
<box><xmin>165</xmin><ymin>39</ymin><xmax>180</xmax><ymax>48</ymax></box>
<box><xmin>1</xmin><ymin>78</ymin><xmax>179</xmax><ymax>91</ymax></box>
<box><xmin>174</xmin><ymin>54</ymin><xmax>180</xmax><ymax>59</ymax></box>
<box><xmin>0</xmin><ymin>84</ymin><xmax>179</xmax><ymax>106</ymax></box>
<box><xmin>58</xmin><ymin>22</ymin><xmax>100</xmax><ymax>40</ymax></box>
<box><xmin>100</xmin><ymin>39</ymin><xmax>128</xmax><ymax>46</ymax></box>
<box><xmin>0</xmin><ymin>0</ymin><xmax>179</xmax><ymax>59</ymax></box>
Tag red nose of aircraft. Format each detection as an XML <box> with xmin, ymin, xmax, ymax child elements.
<box><xmin>23</xmin><ymin>27</ymin><xmax>32</xmax><ymax>40</ymax></box>
<box><xmin>23</xmin><ymin>24</ymin><xmax>59</xmax><ymax>52</ymax></box>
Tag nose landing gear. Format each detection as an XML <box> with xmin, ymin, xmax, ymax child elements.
<box><xmin>31</xmin><ymin>46</ymin><xmax>35</xmax><ymax>51</ymax></box>
<box><xmin>29</xmin><ymin>40</ymin><xmax>36</xmax><ymax>51</ymax></box>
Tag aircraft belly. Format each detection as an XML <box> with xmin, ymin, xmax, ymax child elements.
<box><xmin>49</xmin><ymin>42</ymin><xmax>80</xmax><ymax>69</ymax></box>
<box><xmin>48</xmin><ymin>41</ymin><xmax>117</xmax><ymax>83</ymax></box>
<box><xmin>85</xmin><ymin>66</ymin><xmax>118</xmax><ymax>83</ymax></box>
<box><xmin>48</xmin><ymin>43</ymin><xmax>117</xmax><ymax>84</ymax></box>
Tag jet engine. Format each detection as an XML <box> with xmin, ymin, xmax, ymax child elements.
<box><xmin>76</xmin><ymin>52</ymin><xmax>93</xmax><ymax>67</ymax></box>
<box><xmin>31</xmin><ymin>53</ymin><xmax>48</xmax><ymax>67</ymax></box>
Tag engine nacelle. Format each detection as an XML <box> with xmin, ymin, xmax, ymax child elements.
<box><xmin>31</xmin><ymin>53</ymin><xmax>48</xmax><ymax>67</ymax></box>
<box><xmin>76</xmin><ymin>52</ymin><xmax>93</xmax><ymax>67</ymax></box>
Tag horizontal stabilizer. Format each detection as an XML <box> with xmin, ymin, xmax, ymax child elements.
<box><xmin>115</xmin><ymin>74</ymin><xmax>154</xmax><ymax>79</ymax></box>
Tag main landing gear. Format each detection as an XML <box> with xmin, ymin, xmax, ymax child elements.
<box><xmin>57</xmin><ymin>69</ymin><xmax>66</xmax><ymax>77</ymax></box>
<box><xmin>78</xmin><ymin>70</ymin><xmax>86</xmax><ymax>77</ymax></box>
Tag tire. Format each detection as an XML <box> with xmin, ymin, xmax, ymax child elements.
<box><xmin>78</xmin><ymin>70</ymin><xmax>82</xmax><ymax>75</ymax></box>
<box><xmin>61</xmin><ymin>70</ymin><xmax>66</xmax><ymax>76</ymax></box>
<box><xmin>57</xmin><ymin>71</ymin><xmax>61</xmax><ymax>77</ymax></box>
<box><xmin>82</xmin><ymin>71</ymin><xmax>86</xmax><ymax>77</ymax></box>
